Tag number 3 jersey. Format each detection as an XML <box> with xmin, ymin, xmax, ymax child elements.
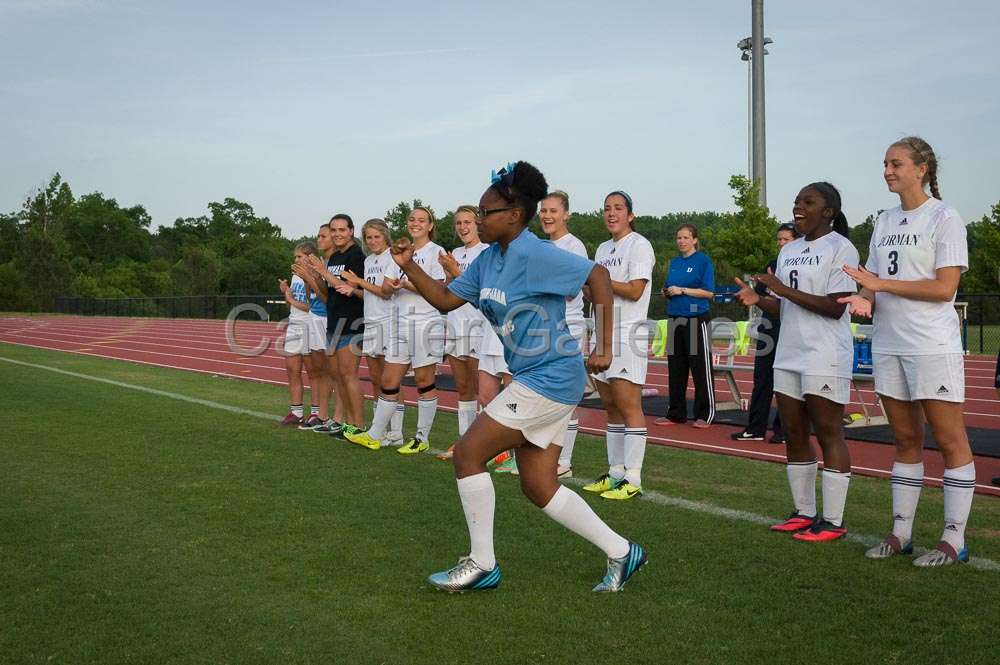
<box><xmin>773</xmin><ymin>232</ymin><xmax>859</xmax><ymax>379</ymax></box>
<box><xmin>865</xmin><ymin>198</ymin><xmax>968</xmax><ymax>356</ymax></box>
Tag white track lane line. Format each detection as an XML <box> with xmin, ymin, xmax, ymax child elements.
<box><xmin>2</xmin><ymin>354</ymin><xmax>998</xmax><ymax>573</ymax></box>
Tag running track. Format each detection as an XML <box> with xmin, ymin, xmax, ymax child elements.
<box><xmin>1</xmin><ymin>314</ymin><xmax>997</xmax><ymax>496</ymax></box>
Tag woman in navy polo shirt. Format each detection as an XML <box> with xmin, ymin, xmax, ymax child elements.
<box><xmin>659</xmin><ymin>224</ymin><xmax>716</xmax><ymax>427</ymax></box>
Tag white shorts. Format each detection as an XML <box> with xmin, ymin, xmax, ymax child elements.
<box><xmin>478</xmin><ymin>352</ymin><xmax>509</xmax><ymax>377</ymax></box>
<box><xmin>384</xmin><ymin>318</ymin><xmax>446</xmax><ymax>369</ymax></box>
<box><xmin>307</xmin><ymin>313</ymin><xmax>328</xmax><ymax>353</ymax></box>
<box><xmin>591</xmin><ymin>332</ymin><xmax>649</xmax><ymax>386</ymax></box>
<box><xmin>774</xmin><ymin>368</ymin><xmax>850</xmax><ymax>405</ymax></box>
<box><xmin>362</xmin><ymin>320</ymin><xmax>391</xmax><ymax>358</ymax></box>
<box><xmin>446</xmin><ymin>334</ymin><xmax>482</xmax><ymax>360</ymax></box>
<box><xmin>484</xmin><ymin>381</ymin><xmax>575</xmax><ymax>448</ymax></box>
<box><xmin>873</xmin><ymin>353</ymin><xmax>965</xmax><ymax>403</ymax></box>
<box><xmin>283</xmin><ymin>317</ymin><xmax>312</xmax><ymax>356</ymax></box>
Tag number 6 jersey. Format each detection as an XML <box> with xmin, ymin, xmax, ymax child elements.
<box><xmin>864</xmin><ymin>198</ymin><xmax>968</xmax><ymax>356</ymax></box>
<box><xmin>773</xmin><ymin>232</ymin><xmax>859</xmax><ymax>379</ymax></box>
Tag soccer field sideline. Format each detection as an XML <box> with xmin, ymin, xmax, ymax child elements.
<box><xmin>4</xmin><ymin>354</ymin><xmax>998</xmax><ymax>573</ymax></box>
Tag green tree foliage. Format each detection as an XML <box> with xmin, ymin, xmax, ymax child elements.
<box><xmin>964</xmin><ymin>201</ymin><xmax>1000</xmax><ymax>291</ymax></box>
<box><xmin>850</xmin><ymin>213</ymin><xmax>878</xmax><ymax>266</ymax></box>
<box><xmin>171</xmin><ymin>246</ymin><xmax>222</xmax><ymax>295</ymax></box>
<box><xmin>0</xmin><ymin>174</ymin><xmax>996</xmax><ymax>315</ymax></box>
<box><xmin>702</xmin><ymin>175</ymin><xmax>780</xmax><ymax>283</ymax></box>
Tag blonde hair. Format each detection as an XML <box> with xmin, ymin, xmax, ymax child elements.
<box><xmin>294</xmin><ymin>241</ymin><xmax>318</xmax><ymax>256</ymax></box>
<box><xmin>544</xmin><ymin>190</ymin><xmax>570</xmax><ymax>211</ymax></box>
<box><xmin>361</xmin><ymin>218</ymin><xmax>391</xmax><ymax>250</ymax></box>
<box><xmin>891</xmin><ymin>136</ymin><xmax>941</xmax><ymax>199</ymax></box>
<box><xmin>454</xmin><ymin>204</ymin><xmax>478</xmax><ymax>219</ymax></box>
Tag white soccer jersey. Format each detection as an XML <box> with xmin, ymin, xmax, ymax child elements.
<box><xmin>288</xmin><ymin>275</ymin><xmax>311</xmax><ymax>323</ymax></box>
<box><xmin>553</xmin><ymin>233</ymin><xmax>589</xmax><ymax>336</ymax></box>
<box><xmin>447</xmin><ymin>242</ymin><xmax>489</xmax><ymax>338</ymax></box>
<box><xmin>864</xmin><ymin>198</ymin><xmax>968</xmax><ymax>355</ymax></box>
<box><xmin>593</xmin><ymin>231</ymin><xmax>654</xmax><ymax>338</ymax></box>
<box><xmin>386</xmin><ymin>240</ymin><xmax>447</xmax><ymax>322</ymax></box>
<box><xmin>773</xmin><ymin>232</ymin><xmax>859</xmax><ymax>379</ymax></box>
<box><xmin>362</xmin><ymin>250</ymin><xmax>394</xmax><ymax>324</ymax></box>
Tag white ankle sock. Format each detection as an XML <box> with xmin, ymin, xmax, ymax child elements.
<box><xmin>457</xmin><ymin>472</ymin><xmax>496</xmax><ymax>569</ymax></box>
<box><xmin>787</xmin><ymin>461</ymin><xmax>818</xmax><ymax>518</ymax></box>
<box><xmin>416</xmin><ymin>397</ymin><xmax>437</xmax><ymax>442</ymax></box>
<box><xmin>558</xmin><ymin>419</ymin><xmax>579</xmax><ymax>468</ymax></box>
<box><xmin>821</xmin><ymin>469</ymin><xmax>851</xmax><ymax>527</ymax></box>
<box><xmin>624</xmin><ymin>427</ymin><xmax>647</xmax><ymax>487</ymax></box>
<box><xmin>942</xmin><ymin>462</ymin><xmax>976</xmax><ymax>551</ymax></box>
<box><xmin>542</xmin><ymin>485</ymin><xmax>629</xmax><ymax>559</ymax></box>
<box><xmin>890</xmin><ymin>461</ymin><xmax>923</xmax><ymax>543</ymax></box>
<box><xmin>607</xmin><ymin>423</ymin><xmax>625</xmax><ymax>480</ymax></box>
<box><xmin>390</xmin><ymin>402</ymin><xmax>404</xmax><ymax>438</ymax></box>
<box><xmin>367</xmin><ymin>396</ymin><xmax>396</xmax><ymax>440</ymax></box>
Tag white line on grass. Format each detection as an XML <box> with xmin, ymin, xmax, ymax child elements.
<box><xmin>3</xmin><ymin>354</ymin><xmax>998</xmax><ymax>573</ymax></box>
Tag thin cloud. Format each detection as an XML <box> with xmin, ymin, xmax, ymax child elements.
<box><xmin>259</xmin><ymin>46</ymin><xmax>481</xmax><ymax>65</ymax></box>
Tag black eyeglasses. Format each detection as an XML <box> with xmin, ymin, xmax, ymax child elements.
<box><xmin>477</xmin><ymin>206</ymin><xmax>516</xmax><ymax>219</ymax></box>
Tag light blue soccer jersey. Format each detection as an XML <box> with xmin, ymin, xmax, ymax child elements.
<box><xmin>448</xmin><ymin>228</ymin><xmax>594</xmax><ymax>405</ymax></box>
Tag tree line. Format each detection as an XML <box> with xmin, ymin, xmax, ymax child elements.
<box><xmin>1</xmin><ymin>173</ymin><xmax>997</xmax><ymax>316</ymax></box>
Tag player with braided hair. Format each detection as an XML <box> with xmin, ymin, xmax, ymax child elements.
<box><xmin>736</xmin><ymin>182</ymin><xmax>859</xmax><ymax>542</ymax></box>
<box><xmin>389</xmin><ymin>161</ymin><xmax>646</xmax><ymax>592</ymax></box>
<box><xmin>841</xmin><ymin>137</ymin><xmax>975</xmax><ymax>567</ymax></box>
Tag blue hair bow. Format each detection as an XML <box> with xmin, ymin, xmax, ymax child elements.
<box><xmin>490</xmin><ymin>162</ymin><xmax>517</xmax><ymax>187</ymax></box>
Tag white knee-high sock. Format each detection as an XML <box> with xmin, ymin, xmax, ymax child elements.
<box><xmin>942</xmin><ymin>462</ymin><xmax>976</xmax><ymax>551</ymax></box>
<box><xmin>542</xmin><ymin>485</ymin><xmax>629</xmax><ymax>559</ymax></box>
<box><xmin>624</xmin><ymin>427</ymin><xmax>647</xmax><ymax>487</ymax></box>
<box><xmin>890</xmin><ymin>461</ymin><xmax>923</xmax><ymax>543</ymax></box>
<box><xmin>458</xmin><ymin>472</ymin><xmax>496</xmax><ymax>569</ymax></box>
<box><xmin>821</xmin><ymin>469</ymin><xmax>851</xmax><ymax>527</ymax></box>
<box><xmin>368</xmin><ymin>396</ymin><xmax>397</xmax><ymax>440</ymax></box>
<box><xmin>558</xmin><ymin>419</ymin><xmax>579</xmax><ymax>468</ymax></box>
<box><xmin>457</xmin><ymin>400</ymin><xmax>478</xmax><ymax>436</ymax></box>
<box><xmin>416</xmin><ymin>396</ymin><xmax>438</xmax><ymax>442</ymax></box>
<box><xmin>390</xmin><ymin>401</ymin><xmax>404</xmax><ymax>438</ymax></box>
<box><xmin>787</xmin><ymin>461</ymin><xmax>818</xmax><ymax>518</ymax></box>
<box><xmin>607</xmin><ymin>423</ymin><xmax>625</xmax><ymax>480</ymax></box>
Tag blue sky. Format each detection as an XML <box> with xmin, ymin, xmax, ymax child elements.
<box><xmin>2</xmin><ymin>0</ymin><xmax>998</xmax><ymax>238</ymax></box>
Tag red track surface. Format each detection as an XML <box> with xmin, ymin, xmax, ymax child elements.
<box><xmin>2</xmin><ymin>314</ymin><xmax>998</xmax><ymax>496</ymax></box>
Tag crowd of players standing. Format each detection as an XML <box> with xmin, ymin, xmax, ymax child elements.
<box><xmin>274</xmin><ymin>135</ymin><xmax>983</xmax><ymax>591</ymax></box>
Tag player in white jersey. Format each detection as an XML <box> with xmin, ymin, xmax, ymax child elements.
<box><xmin>437</xmin><ymin>205</ymin><xmax>489</xmax><ymax>459</ymax></box>
<box><xmin>841</xmin><ymin>137</ymin><xmax>975</xmax><ymax>566</ymax></box>
<box><xmin>582</xmin><ymin>191</ymin><xmax>654</xmax><ymax>501</ymax></box>
<box><xmin>279</xmin><ymin>242</ymin><xmax>321</xmax><ymax>427</ymax></box>
<box><xmin>737</xmin><ymin>182</ymin><xmax>859</xmax><ymax>542</ymax></box>
<box><xmin>540</xmin><ymin>190</ymin><xmax>588</xmax><ymax>478</ymax></box>
<box><xmin>340</xmin><ymin>219</ymin><xmax>405</xmax><ymax>446</ymax></box>
<box><xmin>345</xmin><ymin>207</ymin><xmax>446</xmax><ymax>455</ymax></box>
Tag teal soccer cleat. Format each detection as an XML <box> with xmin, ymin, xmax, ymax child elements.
<box><xmin>428</xmin><ymin>557</ymin><xmax>501</xmax><ymax>592</ymax></box>
<box><xmin>592</xmin><ymin>542</ymin><xmax>647</xmax><ymax>593</ymax></box>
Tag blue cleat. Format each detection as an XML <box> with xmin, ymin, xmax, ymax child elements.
<box><xmin>593</xmin><ymin>542</ymin><xmax>647</xmax><ymax>592</ymax></box>
<box><xmin>428</xmin><ymin>557</ymin><xmax>501</xmax><ymax>592</ymax></box>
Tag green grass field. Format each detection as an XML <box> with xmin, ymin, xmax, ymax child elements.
<box><xmin>1</xmin><ymin>344</ymin><xmax>999</xmax><ymax>664</ymax></box>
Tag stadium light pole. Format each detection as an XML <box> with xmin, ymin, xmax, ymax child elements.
<box><xmin>751</xmin><ymin>0</ymin><xmax>768</xmax><ymax>206</ymax></box>
<box><xmin>738</xmin><ymin>35</ymin><xmax>771</xmax><ymax>193</ymax></box>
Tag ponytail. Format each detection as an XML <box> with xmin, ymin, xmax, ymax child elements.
<box><xmin>832</xmin><ymin>211</ymin><xmax>849</xmax><ymax>239</ymax></box>
<box><xmin>806</xmin><ymin>181</ymin><xmax>849</xmax><ymax>238</ymax></box>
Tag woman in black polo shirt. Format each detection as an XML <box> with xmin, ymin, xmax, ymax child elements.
<box><xmin>310</xmin><ymin>214</ymin><xmax>366</xmax><ymax>439</ymax></box>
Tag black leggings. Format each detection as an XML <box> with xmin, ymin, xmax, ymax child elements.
<box><xmin>666</xmin><ymin>315</ymin><xmax>715</xmax><ymax>423</ymax></box>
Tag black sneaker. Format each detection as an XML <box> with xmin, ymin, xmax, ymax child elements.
<box><xmin>298</xmin><ymin>415</ymin><xmax>323</xmax><ymax>430</ymax></box>
<box><xmin>769</xmin><ymin>433</ymin><xmax>786</xmax><ymax>444</ymax></box>
<box><xmin>314</xmin><ymin>420</ymin><xmax>343</xmax><ymax>434</ymax></box>
<box><xmin>730</xmin><ymin>431</ymin><xmax>764</xmax><ymax>441</ymax></box>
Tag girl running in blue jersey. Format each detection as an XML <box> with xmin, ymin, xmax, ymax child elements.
<box><xmin>389</xmin><ymin>161</ymin><xmax>646</xmax><ymax>593</ymax></box>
